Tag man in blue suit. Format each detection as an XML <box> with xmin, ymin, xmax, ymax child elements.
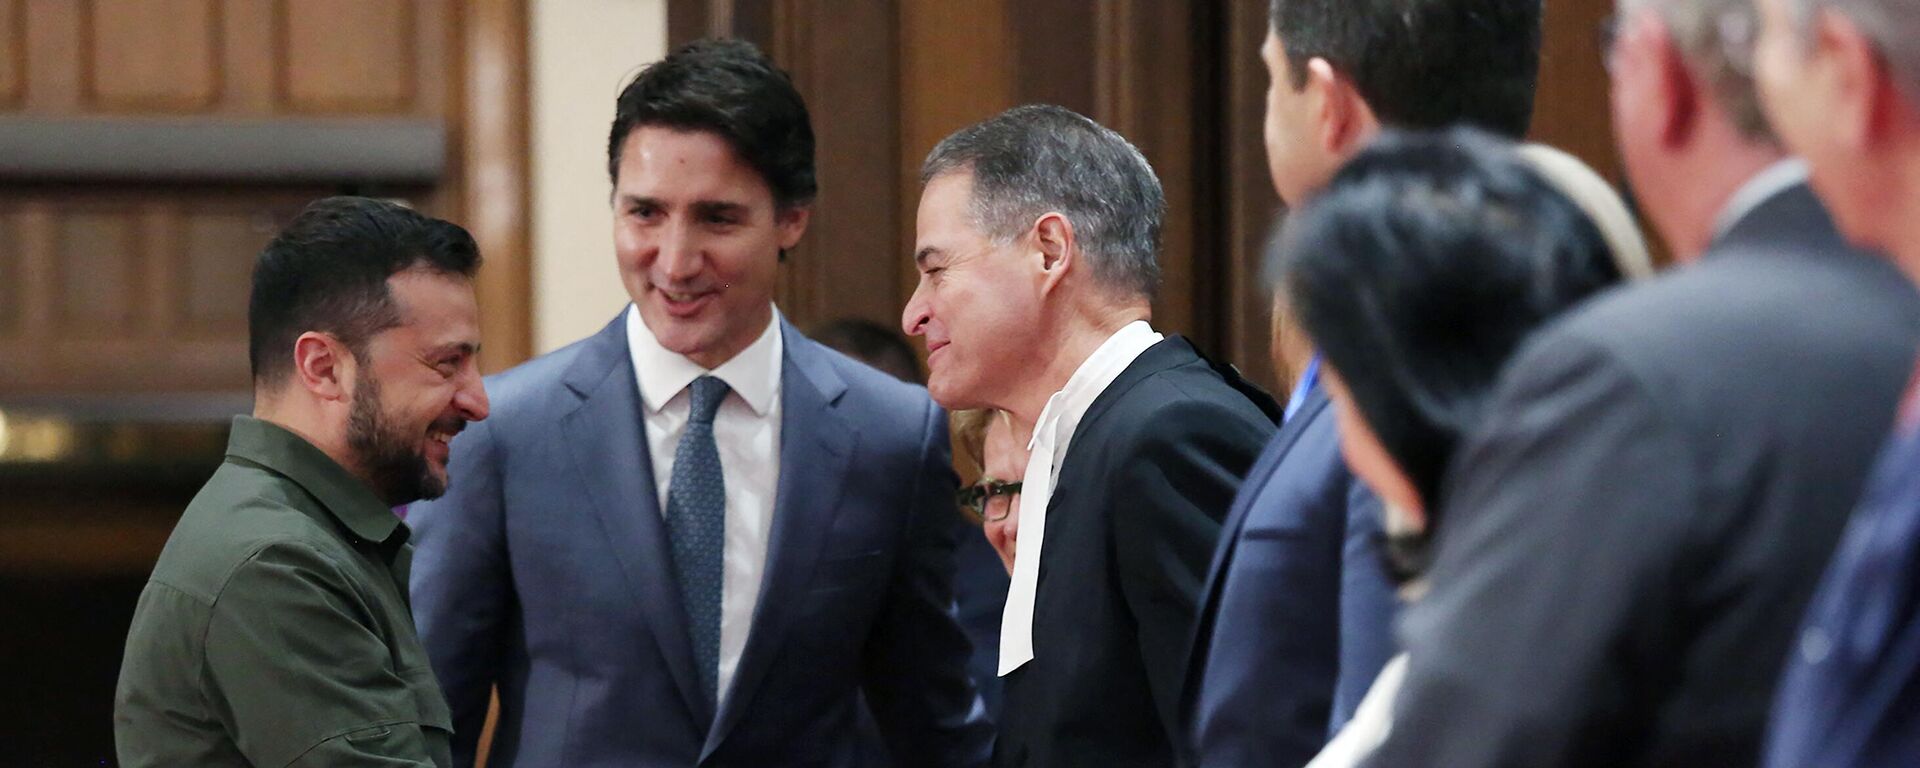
<box><xmin>1181</xmin><ymin>2</ymin><xmax>1546</xmax><ymax>765</ymax></box>
<box><xmin>407</xmin><ymin>39</ymin><xmax>992</xmax><ymax>767</ymax></box>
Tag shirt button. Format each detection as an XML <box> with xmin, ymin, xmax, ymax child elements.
<box><xmin>1800</xmin><ymin>627</ymin><xmax>1832</xmax><ymax>665</ymax></box>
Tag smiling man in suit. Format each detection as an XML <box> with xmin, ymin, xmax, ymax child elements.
<box><xmin>904</xmin><ymin>104</ymin><xmax>1281</xmax><ymax>768</ymax></box>
<box><xmin>406</xmin><ymin>39</ymin><xmax>991</xmax><ymax>767</ymax></box>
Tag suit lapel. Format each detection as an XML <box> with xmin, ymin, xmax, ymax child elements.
<box><xmin>1179</xmin><ymin>387</ymin><xmax>1331</xmax><ymax>714</ymax></box>
<box><xmin>702</xmin><ymin>324</ymin><xmax>856</xmax><ymax>760</ymax></box>
<box><xmin>559</xmin><ymin>316</ymin><xmax>714</xmax><ymax>727</ymax></box>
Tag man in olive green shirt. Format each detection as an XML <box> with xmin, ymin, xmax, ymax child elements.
<box><xmin>115</xmin><ymin>197</ymin><xmax>491</xmax><ymax>767</ymax></box>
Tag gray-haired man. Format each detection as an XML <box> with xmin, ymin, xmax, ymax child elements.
<box><xmin>900</xmin><ymin>104</ymin><xmax>1280</xmax><ymax>767</ymax></box>
<box><xmin>1363</xmin><ymin>0</ymin><xmax>1920</xmax><ymax>765</ymax></box>
<box><xmin>1754</xmin><ymin>0</ymin><xmax>1920</xmax><ymax>764</ymax></box>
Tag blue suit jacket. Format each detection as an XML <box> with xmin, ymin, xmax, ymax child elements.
<box><xmin>1181</xmin><ymin>387</ymin><xmax>1400</xmax><ymax>767</ymax></box>
<box><xmin>407</xmin><ymin>314</ymin><xmax>993</xmax><ymax>767</ymax></box>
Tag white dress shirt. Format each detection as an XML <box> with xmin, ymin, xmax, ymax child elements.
<box><xmin>626</xmin><ymin>304</ymin><xmax>783</xmax><ymax>705</ymax></box>
<box><xmin>1000</xmin><ymin>320</ymin><xmax>1165</xmax><ymax>675</ymax></box>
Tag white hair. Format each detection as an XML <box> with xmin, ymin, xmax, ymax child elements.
<box><xmin>1789</xmin><ymin>0</ymin><xmax>1920</xmax><ymax>98</ymax></box>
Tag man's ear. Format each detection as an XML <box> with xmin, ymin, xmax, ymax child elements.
<box><xmin>1817</xmin><ymin>9</ymin><xmax>1900</xmax><ymax>152</ymax></box>
<box><xmin>1647</xmin><ymin>25</ymin><xmax>1701</xmax><ymax>149</ymax></box>
<box><xmin>1307</xmin><ymin>57</ymin><xmax>1379</xmax><ymax>157</ymax></box>
<box><xmin>775</xmin><ymin>204</ymin><xmax>812</xmax><ymax>250</ymax></box>
<box><xmin>1033</xmin><ymin>212</ymin><xmax>1076</xmax><ymax>295</ymax></box>
<box><xmin>292</xmin><ymin>332</ymin><xmax>353</xmax><ymax>402</ymax></box>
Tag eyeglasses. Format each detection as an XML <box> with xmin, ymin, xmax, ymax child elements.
<box><xmin>957</xmin><ymin>478</ymin><xmax>1023</xmax><ymax>522</ymax></box>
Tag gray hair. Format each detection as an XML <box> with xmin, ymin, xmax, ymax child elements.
<box><xmin>920</xmin><ymin>104</ymin><xmax>1165</xmax><ymax>299</ymax></box>
<box><xmin>1787</xmin><ymin>0</ymin><xmax>1920</xmax><ymax>98</ymax></box>
<box><xmin>1620</xmin><ymin>0</ymin><xmax>1775</xmax><ymax>141</ymax></box>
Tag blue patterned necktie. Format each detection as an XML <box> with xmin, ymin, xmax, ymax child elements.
<box><xmin>666</xmin><ymin>375</ymin><xmax>729</xmax><ymax>706</ymax></box>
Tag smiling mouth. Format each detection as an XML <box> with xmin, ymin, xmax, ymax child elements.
<box><xmin>427</xmin><ymin>420</ymin><xmax>466</xmax><ymax>449</ymax></box>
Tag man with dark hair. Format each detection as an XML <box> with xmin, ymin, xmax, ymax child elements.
<box><xmin>905</xmin><ymin>103</ymin><xmax>1280</xmax><ymax>768</ymax></box>
<box><xmin>114</xmin><ymin>196</ymin><xmax>490</xmax><ymax>766</ymax></box>
<box><xmin>1362</xmin><ymin>0</ymin><xmax>1920</xmax><ymax>764</ymax></box>
<box><xmin>1183</xmin><ymin>2</ymin><xmax>1543</xmax><ymax>766</ymax></box>
<box><xmin>408</xmin><ymin>38</ymin><xmax>991</xmax><ymax>767</ymax></box>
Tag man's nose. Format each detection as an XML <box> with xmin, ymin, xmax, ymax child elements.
<box><xmin>657</xmin><ymin>221</ymin><xmax>703</xmax><ymax>282</ymax></box>
<box><xmin>455</xmin><ymin>366</ymin><xmax>490</xmax><ymax>422</ymax></box>
<box><xmin>902</xmin><ymin>283</ymin><xmax>932</xmax><ymax>337</ymax></box>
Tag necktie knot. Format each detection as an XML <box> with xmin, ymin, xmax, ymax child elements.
<box><xmin>688</xmin><ymin>376</ymin><xmax>729</xmax><ymax>425</ymax></box>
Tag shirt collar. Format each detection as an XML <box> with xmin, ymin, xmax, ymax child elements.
<box><xmin>224</xmin><ymin>416</ymin><xmax>405</xmax><ymax>547</ymax></box>
<box><xmin>626</xmin><ymin>303</ymin><xmax>784</xmax><ymax>416</ymax></box>
<box><xmin>1713</xmin><ymin>159</ymin><xmax>1810</xmax><ymax>241</ymax></box>
<box><xmin>1029</xmin><ymin>320</ymin><xmax>1164</xmax><ymax>455</ymax></box>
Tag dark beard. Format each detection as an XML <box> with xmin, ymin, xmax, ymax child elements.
<box><xmin>346</xmin><ymin>371</ymin><xmax>444</xmax><ymax>505</ymax></box>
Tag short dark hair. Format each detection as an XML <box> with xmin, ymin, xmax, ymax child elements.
<box><xmin>608</xmin><ymin>38</ymin><xmax>817</xmax><ymax>209</ymax></box>
<box><xmin>249</xmin><ymin>196</ymin><xmax>481</xmax><ymax>386</ymax></box>
<box><xmin>811</xmin><ymin>317</ymin><xmax>924</xmax><ymax>384</ymax></box>
<box><xmin>1283</xmin><ymin>128</ymin><xmax>1622</xmax><ymax>520</ymax></box>
<box><xmin>921</xmin><ymin>104</ymin><xmax>1165</xmax><ymax>299</ymax></box>
<box><xmin>1268</xmin><ymin>0</ymin><xmax>1543</xmax><ymax>138</ymax></box>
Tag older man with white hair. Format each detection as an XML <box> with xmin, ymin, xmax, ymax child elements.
<box><xmin>1752</xmin><ymin>0</ymin><xmax>1920</xmax><ymax>764</ymax></box>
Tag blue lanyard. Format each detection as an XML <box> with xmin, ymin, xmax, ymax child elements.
<box><xmin>1284</xmin><ymin>355</ymin><xmax>1321</xmax><ymax>423</ymax></box>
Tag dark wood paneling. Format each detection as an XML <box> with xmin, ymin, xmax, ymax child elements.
<box><xmin>1219</xmin><ymin>1</ymin><xmax>1283</xmax><ymax>391</ymax></box>
<box><xmin>461</xmin><ymin>0</ymin><xmax>533</xmax><ymax>373</ymax></box>
<box><xmin>0</xmin><ymin>215</ymin><xmax>18</xmax><ymax>335</ymax></box>
<box><xmin>177</xmin><ymin>210</ymin><xmax>274</xmax><ymax>337</ymax></box>
<box><xmin>52</xmin><ymin>208</ymin><xmax>141</xmax><ymax>338</ymax></box>
<box><xmin>0</xmin><ymin>0</ymin><xmax>22</xmax><ymax>107</ymax></box>
<box><xmin>84</xmin><ymin>0</ymin><xmax>221</xmax><ymax>112</ymax></box>
<box><xmin>775</xmin><ymin>0</ymin><xmax>901</xmax><ymax>330</ymax></box>
<box><xmin>277</xmin><ymin>0</ymin><xmax>416</xmax><ymax>114</ymax></box>
<box><xmin>1531</xmin><ymin>0</ymin><xmax>1617</xmax><ymax>182</ymax></box>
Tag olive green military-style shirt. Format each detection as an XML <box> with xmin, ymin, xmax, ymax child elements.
<box><xmin>114</xmin><ymin>416</ymin><xmax>453</xmax><ymax>767</ymax></box>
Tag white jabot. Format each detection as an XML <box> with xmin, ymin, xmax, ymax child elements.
<box><xmin>626</xmin><ymin>304</ymin><xmax>783</xmax><ymax>705</ymax></box>
<box><xmin>1713</xmin><ymin>159</ymin><xmax>1810</xmax><ymax>240</ymax></box>
<box><xmin>999</xmin><ymin>320</ymin><xmax>1165</xmax><ymax>675</ymax></box>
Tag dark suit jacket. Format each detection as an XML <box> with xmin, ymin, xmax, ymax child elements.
<box><xmin>995</xmin><ymin>337</ymin><xmax>1279</xmax><ymax>768</ymax></box>
<box><xmin>1181</xmin><ymin>387</ymin><xmax>1399</xmax><ymax>768</ymax></box>
<box><xmin>407</xmin><ymin>314</ymin><xmax>992</xmax><ymax>768</ymax></box>
<box><xmin>1366</xmin><ymin>184</ymin><xmax>1920</xmax><ymax>767</ymax></box>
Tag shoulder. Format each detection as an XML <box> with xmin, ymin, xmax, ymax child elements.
<box><xmin>1547</xmin><ymin>243</ymin><xmax>1918</xmax><ymax>376</ymax></box>
<box><xmin>149</xmin><ymin>464</ymin><xmax>359</xmax><ymax>605</ymax></box>
<box><xmin>1088</xmin><ymin>346</ymin><xmax>1276</xmax><ymax>451</ymax></box>
<box><xmin>788</xmin><ymin>330</ymin><xmax>939</xmax><ymax>428</ymax></box>
<box><xmin>1064</xmin><ymin>367</ymin><xmax>1275</xmax><ymax>494</ymax></box>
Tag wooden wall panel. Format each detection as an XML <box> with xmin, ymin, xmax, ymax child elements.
<box><xmin>84</xmin><ymin>0</ymin><xmax>221</xmax><ymax>111</ymax></box>
<box><xmin>0</xmin><ymin>215</ymin><xmax>18</xmax><ymax>335</ymax></box>
<box><xmin>53</xmin><ymin>209</ymin><xmax>141</xmax><ymax>338</ymax></box>
<box><xmin>1531</xmin><ymin>0</ymin><xmax>1618</xmax><ymax>183</ymax></box>
<box><xmin>24</xmin><ymin>0</ymin><xmax>85</xmax><ymax>112</ymax></box>
<box><xmin>773</xmin><ymin>0</ymin><xmax>902</xmax><ymax>330</ymax></box>
<box><xmin>177</xmin><ymin>210</ymin><xmax>271</xmax><ymax>337</ymax></box>
<box><xmin>1220</xmin><ymin>1</ymin><xmax>1283</xmax><ymax>391</ymax></box>
<box><xmin>277</xmin><ymin>0</ymin><xmax>415</xmax><ymax>114</ymax></box>
<box><xmin>462</xmin><ymin>0</ymin><xmax>533</xmax><ymax>373</ymax></box>
<box><xmin>0</xmin><ymin>0</ymin><xmax>22</xmax><ymax>106</ymax></box>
